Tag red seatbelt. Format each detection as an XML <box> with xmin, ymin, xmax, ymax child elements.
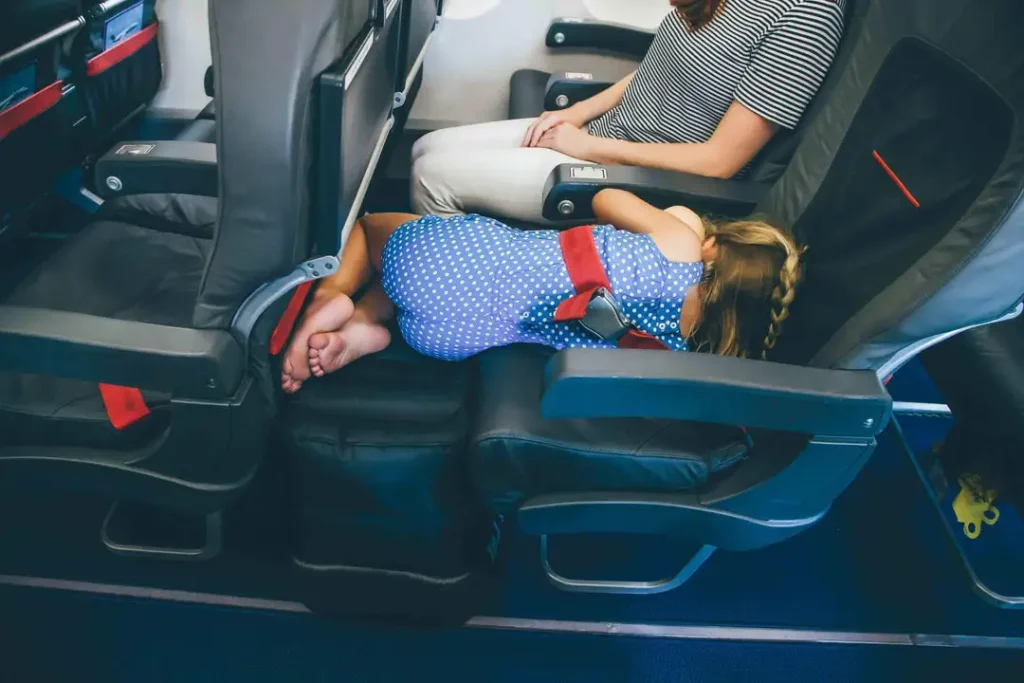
<box><xmin>555</xmin><ymin>225</ymin><xmax>670</xmax><ymax>351</ymax></box>
<box><xmin>270</xmin><ymin>281</ymin><xmax>313</xmax><ymax>356</ymax></box>
<box><xmin>99</xmin><ymin>384</ymin><xmax>151</xmax><ymax>430</ymax></box>
<box><xmin>97</xmin><ymin>280</ymin><xmax>314</xmax><ymax>429</ymax></box>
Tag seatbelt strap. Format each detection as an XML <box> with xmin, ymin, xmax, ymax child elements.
<box><xmin>555</xmin><ymin>226</ymin><xmax>670</xmax><ymax>351</ymax></box>
<box><xmin>97</xmin><ymin>279</ymin><xmax>314</xmax><ymax>430</ymax></box>
<box><xmin>99</xmin><ymin>384</ymin><xmax>151</xmax><ymax>430</ymax></box>
<box><xmin>270</xmin><ymin>281</ymin><xmax>314</xmax><ymax>356</ymax></box>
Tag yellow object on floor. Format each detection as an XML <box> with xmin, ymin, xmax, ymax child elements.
<box><xmin>953</xmin><ymin>474</ymin><xmax>1000</xmax><ymax>539</ymax></box>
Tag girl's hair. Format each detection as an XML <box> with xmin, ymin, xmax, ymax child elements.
<box><xmin>691</xmin><ymin>219</ymin><xmax>805</xmax><ymax>359</ymax></box>
<box><xmin>671</xmin><ymin>0</ymin><xmax>726</xmax><ymax>31</ymax></box>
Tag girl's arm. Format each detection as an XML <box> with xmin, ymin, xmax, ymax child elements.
<box><xmin>592</xmin><ymin>189</ymin><xmax>704</xmax><ymax>262</ymax></box>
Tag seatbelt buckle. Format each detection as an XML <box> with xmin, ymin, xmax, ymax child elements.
<box><xmin>579</xmin><ymin>287</ymin><xmax>632</xmax><ymax>342</ymax></box>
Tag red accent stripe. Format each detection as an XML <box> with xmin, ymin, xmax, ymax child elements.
<box><xmin>98</xmin><ymin>384</ymin><xmax>151</xmax><ymax>430</ymax></box>
<box><xmin>270</xmin><ymin>282</ymin><xmax>314</xmax><ymax>356</ymax></box>
<box><xmin>85</xmin><ymin>22</ymin><xmax>159</xmax><ymax>77</ymax></box>
<box><xmin>872</xmin><ymin>150</ymin><xmax>921</xmax><ymax>209</ymax></box>
<box><xmin>0</xmin><ymin>81</ymin><xmax>63</xmax><ymax>141</ymax></box>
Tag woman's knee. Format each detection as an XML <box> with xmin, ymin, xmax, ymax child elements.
<box><xmin>411</xmin><ymin>130</ymin><xmax>442</xmax><ymax>161</ymax></box>
<box><xmin>411</xmin><ymin>153</ymin><xmax>460</xmax><ymax>215</ymax></box>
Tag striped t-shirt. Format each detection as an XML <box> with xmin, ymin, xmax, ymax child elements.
<box><xmin>589</xmin><ymin>0</ymin><xmax>846</xmax><ymax>176</ymax></box>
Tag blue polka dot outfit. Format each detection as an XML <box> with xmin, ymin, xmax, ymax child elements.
<box><xmin>380</xmin><ymin>215</ymin><xmax>704</xmax><ymax>361</ymax></box>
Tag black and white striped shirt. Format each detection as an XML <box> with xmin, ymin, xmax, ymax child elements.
<box><xmin>589</xmin><ymin>0</ymin><xmax>846</xmax><ymax>175</ymax></box>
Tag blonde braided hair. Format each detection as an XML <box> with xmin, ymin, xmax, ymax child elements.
<box><xmin>759</xmin><ymin>239</ymin><xmax>804</xmax><ymax>359</ymax></box>
<box><xmin>693</xmin><ymin>219</ymin><xmax>805</xmax><ymax>359</ymax></box>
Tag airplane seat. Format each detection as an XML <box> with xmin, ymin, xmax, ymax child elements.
<box><xmin>0</xmin><ymin>1</ymin><xmax>89</xmax><ymax>225</ymax></box>
<box><xmin>279</xmin><ymin>331</ymin><xmax>494</xmax><ymax>617</ymax></box>
<box><xmin>508</xmin><ymin>0</ymin><xmax>865</xmax><ymax>199</ymax></box>
<box><xmin>469</xmin><ymin>0</ymin><xmax>1024</xmax><ymax>594</ymax></box>
<box><xmin>177</xmin><ymin>0</ymin><xmax>389</xmax><ymax>146</ymax></box>
<box><xmin>920</xmin><ymin>314</ymin><xmax>1024</xmax><ymax>494</ymax></box>
<box><xmin>0</xmin><ymin>0</ymin><xmax>376</xmax><ymax>561</ymax></box>
<box><xmin>72</xmin><ymin>0</ymin><xmax>162</xmax><ymax>146</ymax></box>
<box><xmin>391</xmin><ymin>0</ymin><xmax>441</xmax><ymax>123</ymax></box>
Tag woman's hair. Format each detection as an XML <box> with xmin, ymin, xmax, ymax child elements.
<box><xmin>671</xmin><ymin>0</ymin><xmax>726</xmax><ymax>31</ymax></box>
<box><xmin>691</xmin><ymin>219</ymin><xmax>805</xmax><ymax>359</ymax></box>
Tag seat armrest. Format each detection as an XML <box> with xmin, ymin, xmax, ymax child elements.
<box><xmin>546</xmin><ymin>18</ymin><xmax>655</xmax><ymax>59</ymax></box>
<box><xmin>95</xmin><ymin>141</ymin><xmax>218</xmax><ymax>199</ymax></box>
<box><xmin>543</xmin><ymin>164</ymin><xmax>771</xmax><ymax>220</ymax></box>
<box><xmin>542</xmin><ymin>349</ymin><xmax>891</xmax><ymax>440</ymax></box>
<box><xmin>0</xmin><ymin>306</ymin><xmax>244</xmax><ymax>399</ymax></box>
<box><xmin>544</xmin><ymin>72</ymin><xmax>615</xmax><ymax>111</ymax></box>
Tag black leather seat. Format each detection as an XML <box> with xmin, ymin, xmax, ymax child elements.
<box><xmin>507</xmin><ymin>1</ymin><xmax>862</xmax><ymax>208</ymax></box>
<box><xmin>0</xmin><ymin>0</ymin><xmax>387</xmax><ymax>559</ymax></box>
<box><xmin>1</xmin><ymin>1</ymin><xmax>88</xmax><ymax>221</ymax></box>
<box><xmin>922</xmin><ymin>315</ymin><xmax>1024</xmax><ymax>504</ymax></box>
<box><xmin>508</xmin><ymin>68</ymin><xmax>552</xmax><ymax>121</ymax></box>
<box><xmin>466</xmin><ymin>0</ymin><xmax>1024</xmax><ymax>593</ymax></box>
<box><xmin>0</xmin><ymin>195</ymin><xmax>213</xmax><ymax>451</ymax></box>
<box><xmin>473</xmin><ymin>345</ymin><xmax>746</xmax><ymax>512</ymax></box>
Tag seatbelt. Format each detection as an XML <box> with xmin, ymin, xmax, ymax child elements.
<box><xmin>98</xmin><ymin>280</ymin><xmax>314</xmax><ymax>430</ymax></box>
<box><xmin>554</xmin><ymin>225</ymin><xmax>670</xmax><ymax>351</ymax></box>
<box><xmin>99</xmin><ymin>384</ymin><xmax>151</xmax><ymax>430</ymax></box>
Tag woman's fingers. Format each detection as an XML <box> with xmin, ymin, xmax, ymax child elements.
<box><xmin>522</xmin><ymin>113</ymin><xmax>552</xmax><ymax>147</ymax></box>
<box><xmin>527</xmin><ymin>113</ymin><xmax>560</xmax><ymax>147</ymax></box>
<box><xmin>537</xmin><ymin>125</ymin><xmax>558</xmax><ymax>149</ymax></box>
<box><xmin>521</xmin><ymin>118</ymin><xmax>540</xmax><ymax>147</ymax></box>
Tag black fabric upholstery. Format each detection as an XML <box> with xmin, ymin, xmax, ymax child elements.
<box><xmin>508</xmin><ymin>68</ymin><xmax>550</xmax><ymax>120</ymax></box>
<box><xmin>0</xmin><ymin>195</ymin><xmax>213</xmax><ymax>450</ymax></box>
<box><xmin>471</xmin><ymin>345</ymin><xmax>748</xmax><ymax>513</ymax></box>
<box><xmin>923</xmin><ymin>317</ymin><xmax>1024</xmax><ymax>443</ymax></box>
<box><xmin>279</xmin><ymin>333</ymin><xmax>487</xmax><ymax>576</ymax></box>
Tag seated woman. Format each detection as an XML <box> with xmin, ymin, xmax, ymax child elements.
<box><xmin>280</xmin><ymin>189</ymin><xmax>804</xmax><ymax>393</ymax></box>
<box><xmin>411</xmin><ymin>0</ymin><xmax>847</xmax><ymax>224</ymax></box>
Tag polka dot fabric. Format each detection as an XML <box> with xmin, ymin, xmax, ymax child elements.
<box><xmin>380</xmin><ymin>216</ymin><xmax>703</xmax><ymax>361</ymax></box>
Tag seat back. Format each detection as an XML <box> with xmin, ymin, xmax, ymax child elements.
<box><xmin>72</xmin><ymin>0</ymin><xmax>161</xmax><ymax>142</ymax></box>
<box><xmin>763</xmin><ymin>0</ymin><xmax>1024</xmax><ymax>372</ymax></box>
<box><xmin>748</xmin><ymin>0</ymin><xmax>864</xmax><ymax>183</ymax></box>
<box><xmin>0</xmin><ymin>1</ymin><xmax>87</xmax><ymax>229</ymax></box>
<box><xmin>196</xmin><ymin>0</ymin><xmax>396</xmax><ymax>328</ymax></box>
<box><xmin>0</xmin><ymin>1</ymin><xmax>81</xmax><ymax>54</ymax></box>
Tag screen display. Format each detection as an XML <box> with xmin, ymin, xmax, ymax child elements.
<box><xmin>104</xmin><ymin>1</ymin><xmax>145</xmax><ymax>50</ymax></box>
<box><xmin>0</xmin><ymin>63</ymin><xmax>37</xmax><ymax>113</ymax></box>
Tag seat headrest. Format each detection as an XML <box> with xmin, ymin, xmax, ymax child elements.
<box><xmin>759</xmin><ymin>0</ymin><xmax>1024</xmax><ymax>371</ymax></box>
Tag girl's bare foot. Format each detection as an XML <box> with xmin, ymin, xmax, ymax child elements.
<box><xmin>307</xmin><ymin>316</ymin><xmax>391</xmax><ymax>377</ymax></box>
<box><xmin>281</xmin><ymin>293</ymin><xmax>355</xmax><ymax>393</ymax></box>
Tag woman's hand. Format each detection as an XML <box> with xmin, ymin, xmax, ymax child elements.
<box><xmin>521</xmin><ymin>106</ymin><xmax>590</xmax><ymax>148</ymax></box>
<box><xmin>536</xmin><ymin>122</ymin><xmax>599</xmax><ymax>160</ymax></box>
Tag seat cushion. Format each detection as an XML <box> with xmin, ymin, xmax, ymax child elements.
<box><xmin>0</xmin><ymin>195</ymin><xmax>215</xmax><ymax>450</ymax></box>
<box><xmin>508</xmin><ymin>69</ymin><xmax>551</xmax><ymax>120</ymax></box>
<box><xmin>471</xmin><ymin>345</ymin><xmax>748</xmax><ymax>513</ymax></box>
<box><xmin>177</xmin><ymin>117</ymin><xmax>217</xmax><ymax>143</ymax></box>
<box><xmin>197</xmin><ymin>99</ymin><xmax>216</xmax><ymax>120</ymax></box>
<box><xmin>279</xmin><ymin>331</ymin><xmax>483</xmax><ymax>576</ymax></box>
